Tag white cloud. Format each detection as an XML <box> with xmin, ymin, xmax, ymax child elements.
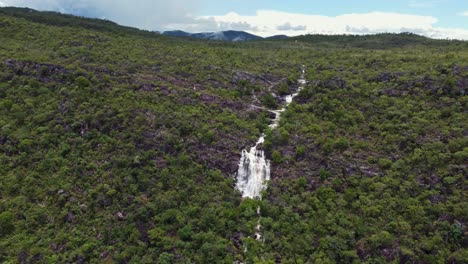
<box><xmin>0</xmin><ymin>1</ymin><xmax>5</xmax><ymax>6</ymax></box>
<box><xmin>459</xmin><ymin>11</ymin><xmax>468</xmax><ymax>16</ymax></box>
<box><xmin>1</xmin><ymin>0</ymin><xmax>201</xmax><ymax>30</ymax></box>
<box><xmin>277</xmin><ymin>22</ymin><xmax>307</xmax><ymax>31</ymax></box>
<box><xmin>190</xmin><ymin>10</ymin><xmax>468</xmax><ymax>40</ymax></box>
<box><xmin>1</xmin><ymin>1</ymin><xmax>467</xmax><ymax>40</ymax></box>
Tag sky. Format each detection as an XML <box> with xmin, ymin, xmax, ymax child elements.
<box><xmin>0</xmin><ymin>0</ymin><xmax>467</xmax><ymax>39</ymax></box>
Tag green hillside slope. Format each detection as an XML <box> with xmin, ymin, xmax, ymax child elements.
<box><xmin>0</xmin><ymin>7</ymin><xmax>466</xmax><ymax>263</ymax></box>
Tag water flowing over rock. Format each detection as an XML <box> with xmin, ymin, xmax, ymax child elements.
<box><xmin>236</xmin><ymin>65</ymin><xmax>307</xmax><ymax>245</ymax></box>
<box><xmin>236</xmin><ymin>65</ymin><xmax>307</xmax><ymax>199</ymax></box>
<box><xmin>235</xmin><ymin>65</ymin><xmax>306</xmax><ymax>245</ymax></box>
<box><xmin>236</xmin><ymin>136</ymin><xmax>270</xmax><ymax>199</ymax></box>
<box><xmin>269</xmin><ymin>67</ymin><xmax>306</xmax><ymax>130</ymax></box>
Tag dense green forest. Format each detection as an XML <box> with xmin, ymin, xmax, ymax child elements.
<box><xmin>0</xmin><ymin>7</ymin><xmax>467</xmax><ymax>263</ymax></box>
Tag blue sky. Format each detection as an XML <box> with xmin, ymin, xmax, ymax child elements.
<box><xmin>199</xmin><ymin>0</ymin><xmax>467</xmax><ymax>28</ymax></box>
<box><xmin>1</xmin><ymin>0</ymin><xmax>467</xmax><ymax>39</ymax></box>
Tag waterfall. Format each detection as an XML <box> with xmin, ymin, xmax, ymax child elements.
<box><xmin>235</xmin><ymin>65</ymin><xmax>307</xmax><ymax>243</ymax></box>
<box><xmin>235</xmin><ymin>136</ymin><xmax>270</xmax><ymax>199</ymax></box>
<box><xmin>236</xmin><ymin>65</ymin><xmax>306</xmax><ymax>199</ymax></box>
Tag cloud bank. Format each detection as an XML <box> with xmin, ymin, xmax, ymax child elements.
<box><xmin>1</xmin><ymin>1</ymin><xmax>468</xmax><ymax>40</ymax></box>
<box><xmin>197</xmin><ymin>10</ymin><xmax>468</xmax><ymax>40</ymax></box>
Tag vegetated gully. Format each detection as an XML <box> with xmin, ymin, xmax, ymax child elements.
<box><xmin>236</xmin><ymin>65</ymin><xmax>307</xmax><ymax>240</ymax></box>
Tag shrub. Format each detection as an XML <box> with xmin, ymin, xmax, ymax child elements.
<box><xmin>0</xmin><ymin>211</ymin><xmax>15</xmax><ymax>236</ymax></box>
<box><xmin>260</xmin><ymin>93</ymin><xmax>278</xmax><ymax>109</ymax></box>
<box><xmin>271</xmin><ymin>150</ymin><xmax>282</xmax><ymax>163</ymax></box>
<box><xmin>333</xmin><ymin>137</ymin><xmax>349</xmax><ymax>150</ymax></box>
<box><xmin>378</xmin><ymin>158</ymin><xmax>392</xmax><ymax>169</ymax></box>
<box><xmin>75</xmin><ymin>76</ymin><xmax>90</xmax><ymax>88</ymax></box>
<box><xmin>296</xmin><ymin>146</ymin><xmax>306</xmax><ymax>158</ymax></box>
<box><xmin>319</xmin><ymin>168</ymin><xmax>331</xmax><ymax>180</ymax></box>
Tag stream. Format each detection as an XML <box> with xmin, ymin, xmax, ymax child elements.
<box><xmin>235</xmin><ymin>65</ymin><xmax>307</xmax><ymax>241</ymax></box>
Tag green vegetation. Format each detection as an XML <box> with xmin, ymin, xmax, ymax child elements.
<box><xmin>263</xmin><ymin>42</ymin><xmax>468</xmax><ymax>263</ymax></box>
<box><xmin>0</xmin><ymin>7</ymin><xmax>467</xmax><ymax>263</ymax></box>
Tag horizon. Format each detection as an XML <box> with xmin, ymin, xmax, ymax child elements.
<box><xmin>160</xmin><ymin>29</ymin><xmax>448</xmax><ymax>40</ymax></box>
<box><xmin>0</xmin><ymin>0</ymin><xmax>467</xmax><ymax>40</ymax></box>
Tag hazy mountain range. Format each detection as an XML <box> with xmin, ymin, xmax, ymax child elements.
<box><xmin>162</xmin><ymin>30</ymin><xmax>288</xmax><ymax>41</ymax></box>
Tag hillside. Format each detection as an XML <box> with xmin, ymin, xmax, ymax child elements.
<box><xmin>0</xmin><ymin>7</ymin><xmax>467</xmax><ymax>264</ymax></box>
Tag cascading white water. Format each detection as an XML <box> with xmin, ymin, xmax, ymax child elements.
<box><xmin>236</xmin><ymin>65</ymin><xmax>307</xmax><ymax>199</ymax></box>
<box><xmin>236</xmin><ymin>136</ymin><xmax>270</xmax><ymax>199</ymax></box>
<box><xmin>269</xmin><ymin>67</ymin><xmax>306</xmax><ymax>130</ymax></box>
<box><xmin>235</xmin><ymin>65</ymin><xmax>307</xmax><ymax>242</ymax></box>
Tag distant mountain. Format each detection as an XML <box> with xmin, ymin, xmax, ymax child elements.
<box><xmin>265</xmin><ymin>35</ymin><xmax>289</xmax><ymax>40</ymax></box>
<box><xmin>163</xmin><ymin>30</ymin><xmax>264</xmax><ymax>42</ymax></box>
<box><xmin>162</xmin><ymin>30</ymin><xmax>192</xmax><ymax>38</ymax></box>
